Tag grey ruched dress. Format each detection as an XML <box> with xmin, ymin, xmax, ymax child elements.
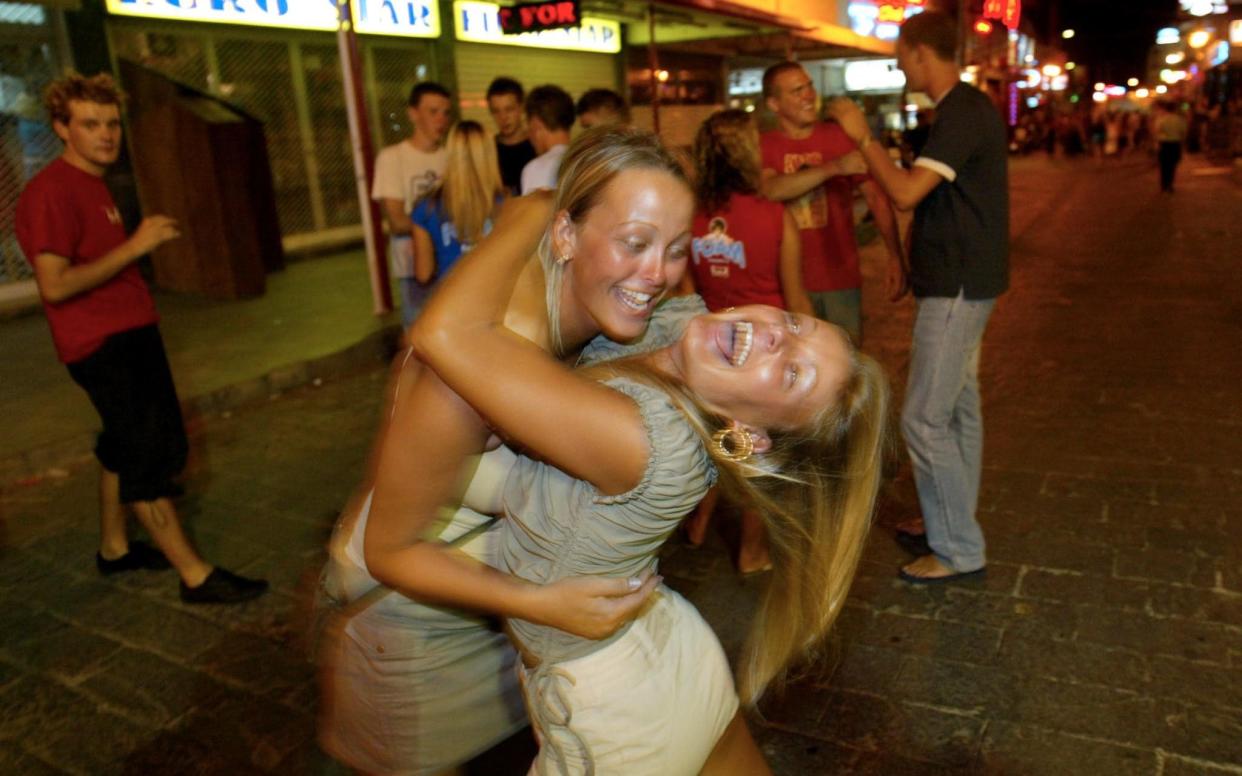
<box><xmin>317</xmin><ymin>295</ymin><xmax>706</xmax><ymax>774</ymax></box>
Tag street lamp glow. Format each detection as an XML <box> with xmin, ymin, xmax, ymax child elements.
<box><xmin>1042</xmin><ymin>64</ymin><xmax>1062</xmax><ymax>77</ymax></box>
<box><xmin>1127</xmin><ymin>77</ymin><xmax>1139</xmax><ymax>87</ymax></box>
<box><xmin>1092</xmin><ymin>91</ymin><xmax>1107</xmax><ymax>103</ymax></box>
<box><xmin>1094</xmin><ymin>81</ymin><xmax>1106</xmax><ymax>91</ymax></box>
<box><xmin>1188</xmin><ymin>30</ymin><xmax>1211</xmax><ymax>49</ymax></box>
<box><xmin>1066</xmin><ymin>62</ymin><xmax>1076</xmax><ymax>71</ymax></box>
<box><xmin>1166</xmin><ymin>52</ymin><xmax>1185</xmax><ymax>64</ymax></box>
<box><xmin>1156</xmin><ymin>84</ymin><xmax>1168</xmax><ymax>94</ymax></box>
<box><xmin>1136</xmin><ymin>88</ymin><xmax>1150</xmax><ymax>98</ymax></box>
<box><xmin>1062</xmin><ymin>29</ymin><xmax>1075</xmax><ymax>39</ymax></box>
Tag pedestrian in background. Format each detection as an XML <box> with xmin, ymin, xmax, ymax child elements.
<box><xmin>410</xmin><ymin>120</ymin><xmax>507</xmax><ymax>286</ymax></box>
<box><xmin>759</xmin><ymin>61</ymin><xmax>905</xmax><ymax>346</ymax></box>
<box><xmin>520</xmin><ymin>84</ymin><xmax>574</xmax><ymax>194</ymax></box>
<box><xmin>680</xmin><ymin>108</ymin><xmax>813</xmax><ymax>575</ymax></box>
<box><xmin>486</xmin><ymin>76</ymin><xmax>535</xmax><ymax>195</ymax></box>
<box><xmin>15</xmin><ymin>72</ymin><xmax>267</xmax><ymax>603</ymax></box>
<box><xmin>829</xmin><ymin>9</ymin><xmax>1009</xmax><ymax>584</ymax></box>
<box><xmin>1153</xmin><ymin>100</ymin><xmax>1188</xmax><ymax>193</ymax></box>
<box><xmin>576</xmin><ymin>87</ymin><xmax>630</xmax><ymax>129</ymax></box>
<box><xmin>371</xmin><ymin>81</ymin><xmax>452</xmax><ymax>327</ymax></box>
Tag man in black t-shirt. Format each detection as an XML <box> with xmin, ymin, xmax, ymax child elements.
<box><xmin>829</xmin><ymin>10</ymin><xmax>1008</xmax><ymax>585</ymax></box>
<box><xmin>486</xmin><ymin>77</ymin><xmax>536</xmax><ymax>195</ymax></box>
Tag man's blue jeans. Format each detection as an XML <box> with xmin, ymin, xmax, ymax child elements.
<box><xmin>901</xmin><ymin>292</ymin><xmax>995</xmax><ymax>572</ymax></box>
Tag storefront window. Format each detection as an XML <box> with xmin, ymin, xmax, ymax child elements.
<box><xmin>108</xmin><ymin>21</ymin><xmax>431</xmax><ymax>244</ymax></box>
<box><xmin>627</xmin><ymin>49</ymin><xmax>722</xmax><ymax>106</ymax></box>
<box><xmin>365</xmin><ymin>43</ymin><xmax>436</xmax><ymax>149</ymax></box>
<box><xmin>0</xmin><ymin>13</ymin><xmax>64</xmax><ymax>284</ymax></box>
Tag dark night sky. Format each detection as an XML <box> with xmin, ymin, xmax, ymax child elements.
<box><xmin>1053</xmin><ymin>0</ymin><xmax>1181</xmax><ymax>85</ymax></box>
<box><xmin>954</xmin><ymin>0</ymin><xmax>1182</xmax><ymax>85</ymax></box>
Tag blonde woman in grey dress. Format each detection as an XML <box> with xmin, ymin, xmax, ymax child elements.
<box><xmin>319</xmin><ymin>127</ymin><xmax>696</xmax><ymax>775</ymax></box>
<box><xmin>409</xmin><ymin>166</ymin><xmax>890</xmax><ymax>773</ymax></box>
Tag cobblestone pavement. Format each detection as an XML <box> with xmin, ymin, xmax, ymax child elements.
<box><xmin>1</xmin><ymin>154</ymin><xmax>1239</xmax><ymax>775</ymax></box>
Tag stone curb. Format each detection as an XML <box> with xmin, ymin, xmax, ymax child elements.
<box><xmin>0</xmin><ymin>323</ymin><xmax>403</xmax><ymax>488</ymax></box>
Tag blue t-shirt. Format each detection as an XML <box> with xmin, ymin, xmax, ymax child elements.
<box><xmin>410</xmin><ymin>197</ymin><xmax>497</xmax><ymax>278</ymax></box>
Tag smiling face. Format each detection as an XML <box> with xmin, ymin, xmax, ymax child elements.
<box><xmin>766</xmin><ymin>66</ymin><xmax>818</xmax><ymax>132</ymax></box>
<box><xmin>555</xmin><ymin>167</ymin><xmax>694</xmax><ymax>344</ymax></box>
<box><xmin>55</xmin><ymin>100</ymin><xmax>122</xmax><ymax>175</ymax></box>
<box><xmin>674</xmin><ymin>306</ymin><xmax>853</xmax><ymax>432</ymax></box>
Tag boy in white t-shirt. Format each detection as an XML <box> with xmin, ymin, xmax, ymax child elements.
<box><xmin>519</xmin><ymin>85</ymin><xmax>574</xmax><ymax>195</ymax></box>
<box><xmin>372</xmin><ymin>81</ymin><xmax>451</xmax><ymax>326</ymax></box>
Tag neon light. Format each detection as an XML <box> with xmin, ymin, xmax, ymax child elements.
<box><xmin>982</xmin><ymin>0</ymin><xmax>1020</xmax><ymax>30</ymax></box>
<box><xmin>847</xmin><ymin>0</ymin><xmax>925</xmax><ymax>41</ymax></box>
<box><xmin>1210</xmin><ymin>41</ymin><xmax>1229</xmax><ymax>67</ymax></box>
<box><xmin>454</xmin><ymin>1</ymin><xmax>620</xmax><ymax>52</ymax></box>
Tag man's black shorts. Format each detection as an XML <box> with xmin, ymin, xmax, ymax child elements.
<box><xmin>67</xmin><ymin>324</ymin><xmax>188</xmax><ymax>504</ymax></box>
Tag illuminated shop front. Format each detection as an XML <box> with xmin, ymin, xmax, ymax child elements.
<box><xmin>102</xmin><ymin>0</ymin><xmax>441</xmax><ymax>251</ymax></box>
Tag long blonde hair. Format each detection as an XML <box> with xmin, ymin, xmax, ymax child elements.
<box><xmin>582</xmin><ymin>346</ymin><xmax>889</xmax><ymax>706</ymax></box>
<box><xmin>435</xmin><ymin>120</ymin><xmax>505</xmax><ymax>246</ymax></box>
<box><xmin>539</xmin><ymin>126</ymin><xmax>691</xmax><ymax>356</ymax></box>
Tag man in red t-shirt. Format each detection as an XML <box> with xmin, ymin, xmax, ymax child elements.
<box><xmin>759</xmin><ymin>62</ymin><xmax>906</xmax><ymax>345</ymax></box>
<box><xmin>16</xmin><ymin>73</ymin><xmax>266</xmax><ymax>604</ymax></box>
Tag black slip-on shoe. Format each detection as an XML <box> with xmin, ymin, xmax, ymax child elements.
<box><xmin>898</xmin><ymin>566</ymin><xmax>987</xmax><ymax>586</ymax></box>
<box><xmin>96</xmin><ymin>540</ymin><xmax>172</xmax><ymax>575</ymax></box>
<box><xmin>180</xmin><ymin>567</ymin><xmax>269</xmax><ymax>604</ymax></box>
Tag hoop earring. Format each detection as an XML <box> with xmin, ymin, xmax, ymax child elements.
<box><xmin>711</xmin><ymin>427</ymin><xmax>753</xmax><ymax>463</ymax></box>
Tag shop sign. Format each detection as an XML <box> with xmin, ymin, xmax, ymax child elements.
<box><xmin>105</xmin><ymin>0</ymin><xmax>341</xmax><ymax>31</ymax></box>
<box><xmin>499</xmin><ymin>0</ymin><xmax>580</xmax><ymax>34</ymax></box>
<box><xmin>846</xmin><ymin>0</ymin><xmax>924</xmax><ymax>41</ymax></box>
<box><xmin>843</xmin><ymin>59</ymin><xmax>906</xmax><ymax>92</ymax></box>
<box><xmin>353</xmin><ymin>0</ymin><xmax>439</xmax><ymax>37</ymax></box>
<box><xmin>454</xmin><ymin>0</ymin><xmax>619</xmax><ymax>52</ymax></box>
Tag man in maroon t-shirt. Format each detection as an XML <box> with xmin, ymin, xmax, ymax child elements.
<box><xmin>16</xmin><ymin>73</ymin><xmax>266</xmax><ymax>604</ymax></box>
<box><xmin>759</xmin><ymin>62</ymin><xmax>906</xmax><ymax>345</ymax></box>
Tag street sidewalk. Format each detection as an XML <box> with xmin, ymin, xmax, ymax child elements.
<box><xmin>0</xmin><ymin>250</ymin><xmax>401</xmax><ymax>486</ymax></box>
<box><xmin>1</xmin><ymin>152</ymin><xmax>1240</xmax><ymax>774</ymax></box>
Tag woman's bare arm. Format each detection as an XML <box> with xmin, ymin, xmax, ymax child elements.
<box><xmin>364</xmin><ymin>357</ymin><xmax>657</xmax><ymax>637</ymax></box>
<box><xmin>413</xmin><ymin>195</ymin><xmax>653</xmax><ymax>495</ymax></box>
<box><xmin>368</xmin><ymin>195</ymin><xmax>657</xmax><ymax>637</ymax></box>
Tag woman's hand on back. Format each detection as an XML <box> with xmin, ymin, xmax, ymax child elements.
<box><xmin>531</xmin><ymin>571</ymin><xmax>662</xmax><ymax>640</ymax></box>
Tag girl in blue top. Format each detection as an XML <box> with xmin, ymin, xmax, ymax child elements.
<box><xmin>411</xmin><ymin>120</ymin><xmax>507</xmax><ymax>284</ymax></box>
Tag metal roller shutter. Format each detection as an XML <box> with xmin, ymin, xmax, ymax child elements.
<box><xmin>454</xmin><ymin>42</ymin><xmax>619</xmax><ymax>126</ymax></box>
